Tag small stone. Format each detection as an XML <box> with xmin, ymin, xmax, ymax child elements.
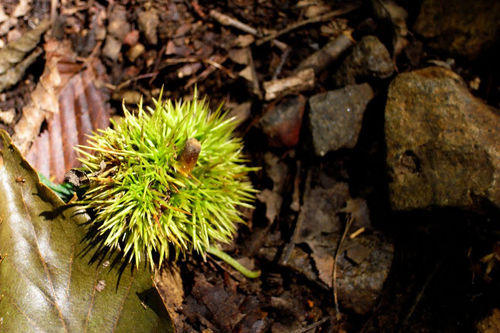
<box><xmin>332</xmin><ymin>35</ymin><xmax>394</xmax><ymax>87</ymax></box>
<box><xmin>107</xmin><ymin>5</ymin><xmax>131</xmax><ymax>41</ymax></box>
<box><xmin>123</xmin><ymin>30</ymin><xmax>140</xmax><ymax>46</ymax></box>
<box><xmin>304</xmin><ymin>5</ymin><xmax>331</xmax><ymax>19</ymax></box>
<box><xmin>308</xmin><ymin>83</ymin><xmax>374</xmax><ymax>156</ymax></box>
<box><xmin>102</xmin><ymin>36</ymin><xmax>122</xmax><ymax>61</ymax></box>
<box><xmin>260</xmin><ymin>95</ymin><xmax>306</xmax><ymax>148</ymax></box>
<box><xmin>126</xmin><ymin>43</ymin><xmax>145</xmax><ymax>62</ymax></box>
<box><xmin>112</xmin><ymin>90</ymin><xmax>142</xmax><ymax>105</ymax></box>
<box><xmin>385</xmin><ymin>67</ymin><xmax>500</xmax><ymax>210</ymax></box>
<box><xmin>138</xmin><ymin>9</ymin><xmax>159</xmax><ymax>45</ymax></box>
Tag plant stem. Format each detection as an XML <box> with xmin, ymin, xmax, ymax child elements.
<box><xmin>207</xmin><ymin>246</ymin><xmax>261</xmax><ymax>278</ymax></box>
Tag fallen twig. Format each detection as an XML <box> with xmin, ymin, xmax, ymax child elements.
<box><xmin>209</xmin><ymin>9</ymin><xmax>288</xmax><ymax>51</ymax></box>
<box><xmin>111</xmin><ymin>71</ymin><xmax>159</xmax><ymax>91</ymax></box>
<box><xmin>190</xmin><ymin>0</ymin><xmax>207</xmax><ymax>19</ymax></box>
<box><xmin>263</xmin><ymin>68</ymin><xmax>314</xmax><ymax>101</ymax></box>
<box><xmin>185</xmin><ymin>55</ymin><xmax>233</xmax><ymax>88</ymax></box>
<box><xmin>272</xmin><ymin>47</ymin><xmax>291</xmax><ymax>80</ymax></box>
<box><xmin>295</xmin><ymin>29</ymin><xmax>355</xmax><ymax>75</ymax></box>
<box><xmin>256</xmin><ymin>5</ymin><xmax>358</xmax><ymax>46</ymax></box>
<box><xmin>209</xmin><ymin>9</ymin><xmax>257</xmax><ymax>35</ymax></box>
<box><xmin>164</xmin><ymin>56</ymin><xmax>237</xmax><ymax>80</ymax></box>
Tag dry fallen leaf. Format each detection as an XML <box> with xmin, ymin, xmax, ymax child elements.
<box><xmin>0</xmin><ymin>18</ymin><xmax>50</xmax><ymax>76</ymax></box>
<box><xmin>154</xmin><ymin>264</ymin><xmax>185</xmax><ymax>328</ymax></box>
<box><xmin>21</xmin><ymin>39</ymin><xmax>111</xmax><ymax>183</ymax></box>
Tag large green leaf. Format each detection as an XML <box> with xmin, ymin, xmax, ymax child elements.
<box><xmin>0</xmin><ymin>130</ymin><xmax>174</xmax><ymax>332</ymax></box>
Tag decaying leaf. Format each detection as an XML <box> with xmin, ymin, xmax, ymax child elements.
<box><xmin>154</xmin><ymin>264</ymin><xmax>185</xmax><ymax>328</ymax></box>
<box><xmin>0</xmin><ymin>18</ymin><xmax>50</xmax><ymax>76</ymax></box>
<box><xmin>12</xmin><ymin>39</ymin><xmax>81</xmax><ymax>155</ymax></box>
<box><xmin>256</xmin><ymin>189</ymin><xmax>283</xmax><ymax>223</ymax></box>
<box><xmin>0</xmin><ymin>130</ymin><xmax>174</xmax><ymax>332</ymax></box>
<box><xmin>19</xmin><ymin>38</ymin><xmax>111</xmax><ymax>183</ymax></box>
<box><xmin>0</xmin><ymin>47</ymin><xmax>43</xmax><ymax>93</ymax></box>
<box><xmin>0</xmin><ymin>19</ymin><xmax>50</xmax><ymax>93</ymax></box>
<box><xmin>26</xmin><ymin>60</ymin><xmax>111</xmax><ymax>183</ymax></box>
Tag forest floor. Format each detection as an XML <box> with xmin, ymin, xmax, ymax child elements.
<box><xmin>1</xmin><ymin>0</ymin><xmax>500</xmax><ymax>332</ymax></box>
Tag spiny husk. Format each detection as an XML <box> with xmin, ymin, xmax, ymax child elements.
<box><xmin>77</xmin><ymin>93</ymin><xmax>256</xmax><ymax>269</ymax></box>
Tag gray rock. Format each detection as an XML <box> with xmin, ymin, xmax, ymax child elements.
<box><xmin>332</xmin><ymin>35</ymin><xmax>394</xmax><ymax>87</ymax></box>
<box><xmin>308</xmin><ymin>83</ymin><xmax>374</xmax><ymax>156</ymax></box>
<box><xmin>385</xmin><ymin>67</ymin><xmax>500</xmax><ymax>210</ymax></box>
<box><xmin>413</xmin><ymin>0</ymin><xmax>500</xmax><ymax>61</ymax></box>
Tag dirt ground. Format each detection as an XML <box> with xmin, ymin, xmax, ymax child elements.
<box><xmin>1</xmin><ymin>0</ymin><xmax>500</xmax><ymax>332</ymax></box>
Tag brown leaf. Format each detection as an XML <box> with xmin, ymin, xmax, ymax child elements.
<box><xmin>13</xmin><ymin>39</ymin><xmax>80</xmax><ymax>154</ymax></box>
<box><xmin>154</xmin><ymin>264</ymin><xmax>185</xmax><ymax>328</ymax></box>
<box><xmin>22</xmin><ymin>39</ymin><xmax>111</xmax><ymax>183</ymax></box>
<box><xmin>0</xmin><ymin>18</ymin><xmax>50</xmax><ymax>76</ymax></box>
<box><xmin>256</xmin><ymin>189</ymin><xmax>283</xmax><ymax>224</ymax></box>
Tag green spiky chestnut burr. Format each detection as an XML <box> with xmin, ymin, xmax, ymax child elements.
<box><xmin>76</xmin><ymin>92</ymin><xmax>259</xmax><ymax>277</ymax></box>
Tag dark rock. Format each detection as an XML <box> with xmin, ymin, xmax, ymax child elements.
<box><xmin>335</xmin><ymin>234</ymin><xmax>394</xmax><ymax>316</ymax></box>
<box><xmin>385</xmin><ymin>67</ymin><xmax>500</xmax><ymax>210</ymax></box>
<box><xmin>413</xmin><ymin>0</ymin><xmax>500</xmax><ymax>61</ymax></box>
<box><xmin>260</xmin><ymin>95</ymin><xmax>306</xmax><ymax>148</ymax></box>
<box><xmin>308</xmin><ymin>83</ymin><xmax>374</xmax><ymax>156</ymax></box>
<box><xmin>332</xmin><ymin>35</ymin><xmax>394</xmax><ymax>87</ymax></box>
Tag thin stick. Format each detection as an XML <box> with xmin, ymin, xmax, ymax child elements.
<box><xmin>256</xmin><ymin>5</ymin><xmax>358</xmax><ymax>46</ymax></box>
<box><xmin>272</xmin><ymin>47</ymin><xmax>291</xmax><ymax>80</ymax></box>
<box><xmin>333</xmin><ymin>216</ymin><xmax>353</xmax><ymax>321</ymax></box>
<box><xmin>164</xmin><ymin>57</ymin><xmax>237</xmax><ymax>79</ymax></box>
<box><xmin>115</xmin><ymin>71</ymin><xmax>159</xmax><ymax>91</ymax></box>
<box><xmin>209</xmin><ymin>9</ymin><xmax>289</xmax><ymax>51</ymax></box>
<box><xmin>209</xmin><ymin>9</ymin><xmax>258</xmax><ymax>35</ymax></box>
